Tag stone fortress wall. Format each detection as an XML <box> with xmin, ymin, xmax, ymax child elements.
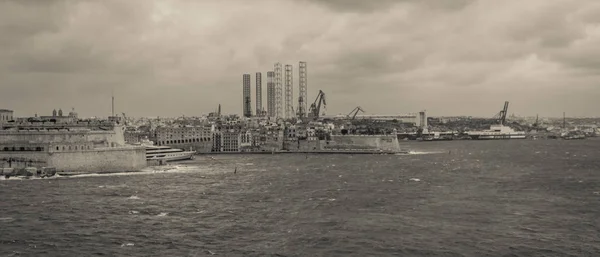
<box><xmin>1</xmin><ymin>147</ymin><xmax>146</xmax><ymax>173</ymax></box>
<box><xmin>0</xmin><ymin>125</ymin><xmax>126</xmax><ymax>146</ymax></box>
<box><xmin>0</xmin><ymin>124</ymin><xmax>146</xmax><ymax>173</ymax></box>
<box><xmin>48</xmin><ymin>146</ymin><xmax>146</xmax><ymax>174</ymax></box>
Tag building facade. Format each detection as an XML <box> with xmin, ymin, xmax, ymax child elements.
<box><xmin>221</xmin><ymin>131</ymin><xmax>240</xmax><ymax>152</ymax></box>
<box><xmin>155</xmin><ymin>125</ymin><xmax>213</xmax><ymax>153</ymax></box>
<box><xmin>124</xmin><ymin>130</ymin><xmax>148</xmax><ymax>144</ymax></box>
<box><xmin>0</xmin><ymin>109</ymin><xmax>14</xmax><ymax>124</ymax></box>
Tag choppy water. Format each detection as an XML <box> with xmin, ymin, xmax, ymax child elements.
<box><xmin>1</xmin><ymin>140</ymin><xmax>600</xmax><ymax>256</ymax></box>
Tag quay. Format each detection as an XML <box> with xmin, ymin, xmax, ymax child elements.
<box><xmin>196</xmin><ymin>149</ymin><xmax>408</xmax><ymax>155</ymax></box>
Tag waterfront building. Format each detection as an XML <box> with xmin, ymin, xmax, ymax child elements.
<box><xmin>262</xmin><ymin>129</ymin><xmax>284</xmax><ymax>152</ymax></box>
<box><xmin>155</xmin><ymin>125</ymin><xmax>214</xmax><ymax>153</ymax></box>
<box><xmin>221</xmin><ymin>131</ymin><xmax>241</xmax><ymax>152</ymax></box>
<box><xmin>284</xmin><ymin>125</ymin><xmax>297</xmax><ymax>141</ymax></box>
<box><xmin>124</xmin><ymin>129</ymin><xmax>148</xmax><ymax>144</ymax></box>
<box><xmin>0</xmin><ymin>109</ymin><xmax>14</xmax><ymax>124</ymax></box>
<box><xmin>211</xmin><ymin>132</ymin><xmax>222</xmax><ymax>152</ymax></box>
<box><xmin>240</xmin><ymin>130</ymin><xmax>254</xmax><ymax>151</ymax></box>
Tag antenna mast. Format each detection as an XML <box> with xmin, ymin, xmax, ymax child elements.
<box><xmin>111</xmin><ymin>89</ymin><xmax>115</xmax><ymax>117</ymax></box>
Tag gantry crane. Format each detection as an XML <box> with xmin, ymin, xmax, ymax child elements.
<box><xmin>492</xmin><ymin>101</ymin><xmax>509</xmax><ymax>125</ymax></box>
<box><xmin>308</xmin><ymin>90</ymin><xmax>326</xmax><ymax>120</ymax></box>
<box><xmin>347</xmin><ymin>106</ymin><xmax>365</xmax><ymax>120</ymax></box>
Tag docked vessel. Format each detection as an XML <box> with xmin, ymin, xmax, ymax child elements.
<box><xmin>466</xmin><ymin>101</ymin><xmax>526</xmax><ymax>140</ymax></box>
<box><xmin>561</xmin><ymin>132</ymin><xmax>586</xmax><ymax>140</ymax></box>
<box><xmin>420</xmin><ymin>132</ymin><xmax>454</xmax><ymax>141</ymax></box>
<box><xmin>140</xmin><ymin>139</ymin><xmax>196</xmax><ymax>162</ymax></box>
<box><xmin>466</xmin><ymin>125</ymin><xmax>527</xmax><ymax>140</ymax></box>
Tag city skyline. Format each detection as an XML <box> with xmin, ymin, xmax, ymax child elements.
<box><xmin>1</xmin><ymin>0</ymin><xmax>600</xmax><ymax>118</ymax></box>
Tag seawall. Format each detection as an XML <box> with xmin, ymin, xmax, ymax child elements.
<box><xmin>49</xmin><ymin>147</ymin><xmax>146</xmax><ymax>174</ymax></box>
<box><xmin>0</xmin><ymin>147</ymin><xmax>146</xmax><ymax>174</ymax></box>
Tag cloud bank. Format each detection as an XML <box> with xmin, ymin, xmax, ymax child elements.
<box><xmin>1</xmin><ymin>0</ymin><xmax>599</xmax><ymax>117</ymax></box>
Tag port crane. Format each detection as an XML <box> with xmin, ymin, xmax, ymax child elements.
<box><xmin>493</xmin><ymin>101</ymin><xmax>509</xmax><ymax>125</ymax></box>
<box><xmin>308</xmin><ymin>90</ymin><xmax>326</xmax><ymax>120</ymax></box>
<box><xmin>347</xmin><ymin>106</ymin><xmax>365</xmax><ymax>120</ymax></box>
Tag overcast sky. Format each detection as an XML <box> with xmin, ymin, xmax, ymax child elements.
<box><xmin>1</xmin><ymin>0</ymin><xmax>599</xmax><ymax>118</ymax></box>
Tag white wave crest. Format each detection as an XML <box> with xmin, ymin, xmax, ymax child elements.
<box><xmin>407</xmin><ymin>151</ymin><xmax>448</xmax><ymax>155</ymax></box>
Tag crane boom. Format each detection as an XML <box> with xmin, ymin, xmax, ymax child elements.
<box><xmin>493</xmin><ymin>101</ymin><xmax>510</xmax><ymax>125</ymax></box>
<box><xmin>500</xmin><ymin>101</ymin><xmax>509</xmax><ymax>125</ymax></box>
<box><xmin>347</xmin><ymin>106</ymin><xmax>365</xmax><ymax>119</ymax></box>
<box><xmin>308</xmin><ymin>90</ymin><xmax>326</xmax><ymax>120</ymax></box>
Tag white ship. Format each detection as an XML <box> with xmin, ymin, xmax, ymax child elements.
<box><xmin>139</xmin><ymin>139</ymin><xmax>196</xmax><ymax>162</ymax></box>
<box><xmin>466</xmin><ymin>124</ymin><xmax>527</xmax><ymax>140</ymax></box>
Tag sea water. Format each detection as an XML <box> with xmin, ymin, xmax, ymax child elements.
<box><xmin>1</xmin><ymin>139</ymin><xmax>599</xmax><ymax>256</ymax></box>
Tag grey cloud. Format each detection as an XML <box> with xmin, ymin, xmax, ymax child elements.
<box><xmin>8</xmin><ymin>43</ymin><xmax>105</xmax><ymax>73</ymax></box>
<box><xmin>505</xmin><ymin>2</ymin><xmax>585</xmax><ymax>48</ymax></box>
<box><xmin>303</xmin><ymin>0</ymin><xmax>474</xmax><ymax>12</ymax></box>
<box><xmin>518</xmin><ymin>3</ymin><xmax>600</xmax><ymax>74</ymax></box>
<box><xmin>551</xmin><ymin>48</ymin><xmax>600</xmax><ymax>73</ymax></box>
<box><xmin>320</xmin><ymin>47</ymin><xmax>424</xmax><ymax>83</ymax></box>
<box><xmin>578</xmin><ymin>4</ymin><xmax>600</xmax><ymax>24</ymax></box>
<box><xmin>0</xmin><ymin>1</ymin><xmax>69</xmax><ymax>47</ymax></box>
<box><xmin>301</xmin><ymin>0</ymin><xmax>398</xmax><ymax>12</ymax></box>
